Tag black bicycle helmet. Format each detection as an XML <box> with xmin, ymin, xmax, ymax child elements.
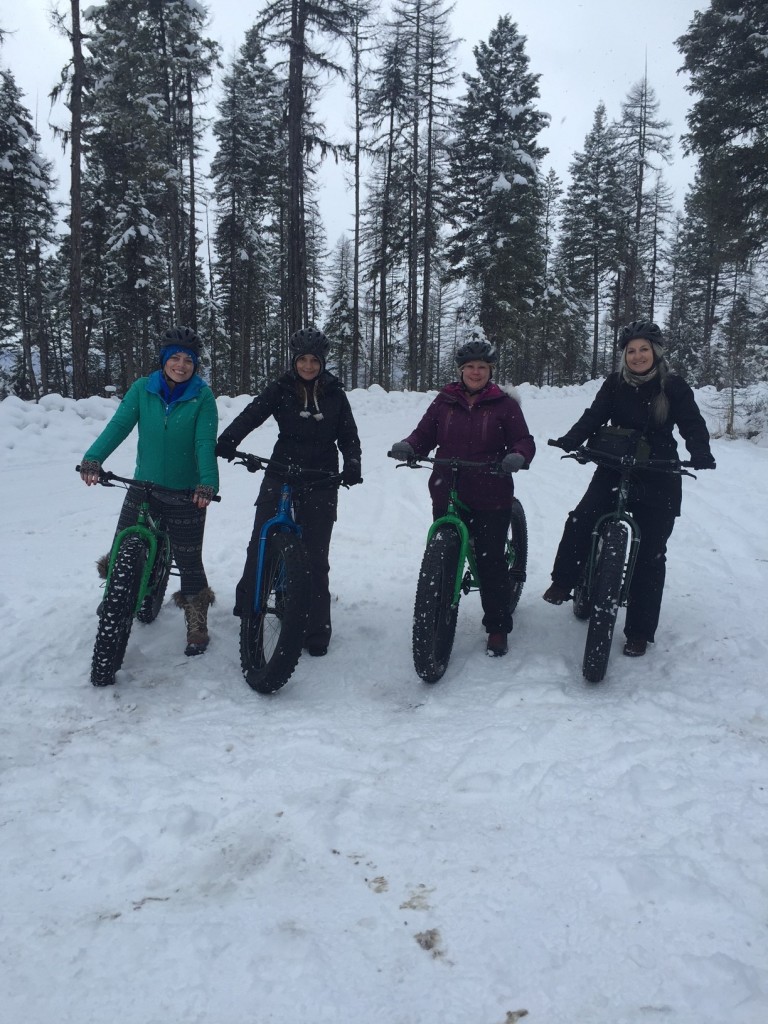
<box><xmin>161</xmin><ymin>326</ymin><xmax>201</xmax><ymax>356</ymax></box>
<box><xmin>290</xmin><ymin>326</ymin><xmax>330</xmax><ymax>367</ymax></box>
<box><xmin>618</xmin><ymin>320</ymin><xmax>663</xmax><ymax>349</ymax></box>
<box><xmin>455</xmin><ymin>338</ymin><xmax>497</xmax><ymax>367</ymax></box>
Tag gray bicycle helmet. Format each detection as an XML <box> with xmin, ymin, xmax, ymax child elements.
<box><xmin>290</xmin><ymin>326</ymin><xmax>330</xmax><ymax>369</ymax></box>
<box><xmin>455</xmin><ymin>338</ymin><xmax>497</xmax><ymax>367</ymax></box>
<box><xmin>618</xmin><ymin>320</ymin><xmax>663</xmax><ymax>349</ymax></box>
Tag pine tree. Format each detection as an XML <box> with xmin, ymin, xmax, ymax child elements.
<box><xmin>677</xmin><ymin>0</ymin><xmax>768</xmax><ymax>237</ymax></box>
<box><xmin>0</xmin><ymin>68</ymin><xmax>57</xmax><ymax>399</ymax></box>
<box><xmin>445</xmin><ymin>15</ymin><xmax>548</xmax><ymax>383</ymax></box>
<box><xmin>257</xmin><ymin>0</ymin><xmax>358</xmax><ymax>334</ymax></box>
<box><xmin>210</xmin><ymin>25</ymin><xmax>284</xmax><ymax>394</ymax></box>
<box><xmin>553</xmin><ymin>103</ymin><xmax>625</xmax><ymax>378</ymax></box>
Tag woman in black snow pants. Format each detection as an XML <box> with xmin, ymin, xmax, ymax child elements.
<box><xmin>543</xmin><ymin>320</ymin><xmax>715</xmax><ymax>658</ymax></box>
<box><xmin>215</xmin><ymin>327</ymin><xmax>362</xmax><ymax>657</ymax></box>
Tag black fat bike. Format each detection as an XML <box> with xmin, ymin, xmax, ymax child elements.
<box><xmin>548</xmin><ymin>430</ymin><xmax>696</xmax><ymax>683</ymax></box>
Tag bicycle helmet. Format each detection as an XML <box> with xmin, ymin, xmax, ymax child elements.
<box><xmin>618</xmin><ymin>320</ymin><xmax>663</xmax><ymax>349</ymax></box>
<box><xmin>159</xmin><ymin>325</ymin><xmax>201</xmax><ymax>366</ymax></box>
<box><xmin>455</xmin><ymin>338</ymin><xmax>497</xmax><ymax>367</ymax></box>
<box><xmin>290</xmin><ymin>326</ymin><xmax>330</xmax><ymax>370</ymax></box>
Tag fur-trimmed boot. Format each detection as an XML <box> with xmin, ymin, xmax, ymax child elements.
<box><xmin>97</xmin><ymin>553</ymin><xmax>111</xmax><ymax>579</ymax></box>
<box><xmin>173</xmin><ymin>587</ymin><xmax>215</xmax><ymax>656</ymax></box>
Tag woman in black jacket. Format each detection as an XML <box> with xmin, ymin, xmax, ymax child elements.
<box><xmin>215</xmin><ymin>328</ymin><xmax>362</xmax><ymax>657</ymax></box>
<box><xmin>543</xmin><ymin>320</ymin><xmax>715</xmax><ymax>657</ymax></box>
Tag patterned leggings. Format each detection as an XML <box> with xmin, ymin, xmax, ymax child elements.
<box><xmin>114</xmin><ymin>486</ymin><xmax>209</xmax><ymax>596</ymax></box>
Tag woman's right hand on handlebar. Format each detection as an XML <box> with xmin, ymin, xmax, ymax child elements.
<box><xmin>388</xmin><ymin>440</ymin><xmax>415</xmax><ymax>460</ymax></box>
<box><xmin>79</xmin><ymin>458</ymin><xmax>102</xmax><ymax>485</ymax></box>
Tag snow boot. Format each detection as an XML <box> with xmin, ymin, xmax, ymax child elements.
<box><xmin>623</xmin><ymin>638</ymin><xmax>647</xmax><ymax>657</ymax></box>
<box><xmin>173</xmin><ymin>587</ymin><xmax>215</xmax><ymax>656</ymax></box>
<box><xmin>542</xmin><ymin>582</ymin><xmax>570</xmax><ymax>605</ymax></box>
<box><xmin>486</xmin><ymin>632</ymin><xmax>508</xmax><ymax>657</ymax></box>
<box><xmin>97</xmin><ymin>553</ymin><xmax>110</xmax><ymax>579</ymax></box>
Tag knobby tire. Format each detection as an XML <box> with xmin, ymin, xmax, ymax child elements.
<box><xmin>240</xmin><ymin>532</ymin><xmax>311</xmax><ymax>694</ymax></box>
<box><xmin>136</xmin><ymin>540</ymin><xmax>171</xmax><ymax>624</ymax></box>
<box><xmin>507</xmin><ymin>497</ymin><xmax>528</xmax><ymax>614</ymax></box>
<box><xmin>412</xmin><ymin>527</ymin><xmax>461</xmax><ymax>683</ymax></box>
<box><xmin>91</xmin><ymin>535</ymin><xmax>145</xmax><ymax>686</ymax></box>
<box><xmin>582</xmin><ymin>522</ymin><xmax>627</xmax><ymax>683</ymax></box>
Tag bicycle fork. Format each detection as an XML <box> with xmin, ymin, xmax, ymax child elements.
<box><xmin>252</xmin><ymin>483</ymin><xmax>303</xmax><ymax>615</ymax></box>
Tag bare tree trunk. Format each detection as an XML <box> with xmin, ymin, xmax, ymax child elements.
<box><xmin>187</xmin><ymin>70</ymin><xmax>197</xmax><ymax>329</ymax></box>
<box><xmin>70</xmin><ymin>0</ymin><xmax>88</xmax><ymax>397</ymax></box>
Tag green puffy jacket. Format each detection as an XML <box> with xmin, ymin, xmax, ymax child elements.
<box><xmin>83</xmin><ymin>371</ymin><xmax>219</xmax><ymax>492</ymax></box>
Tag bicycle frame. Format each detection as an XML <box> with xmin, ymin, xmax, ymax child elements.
<box><xmin>233</xmin><ymin>452</ymin><xmax>342</xmax><ymax>616</ymax></box>
<box><xmin>252</xmin><ymin>482</ymin><xmax>303</xmax><ymax>615</ymax></box>
<box><xmin>105</xmin><ymin>509</ymin><xmax>170</xmax><ymax>615</ymax></box>
<box><xmin>559</xmin><ymin>443</ymin><xmax>693</xmax><ymax>610</ymax></box>
<box><xmin>399</xmin><ymin>455</ymin><xmax>509</xmax><ymax>609</ymax></box>
<box><xmin>426</xmin><ymin>479</ymin><xmax>478</xmax><ymax>608</ymax></box>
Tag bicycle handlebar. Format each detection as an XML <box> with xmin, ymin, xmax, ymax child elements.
<box><xmin>232</xmin><ymin>452</ymin><xmax>345</xmax><ymax>489</ymax></box>
<box><xmin>546</xmin><ymin>441</ymin><xmax>696</xmax><ymax>477</ymax></box>
<box><xmin>387</xmin><ymin>451</ymin><xmax>504</xmax><ymax>474</ymax></box>
<box><xmin>75</xmin><ymin>466</ymin><xmax>222</xmax><ymax>501</ymax></box>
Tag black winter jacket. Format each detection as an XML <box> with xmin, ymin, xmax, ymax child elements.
<box><xmin>560</xmin><ymin>372</ymin><xmax>713</xmax><ymax>515</ymax></box>
<box><xmin>219</xmin><ymin>371</ymin><xmax>361</xmax><ymax>478</ymax></box>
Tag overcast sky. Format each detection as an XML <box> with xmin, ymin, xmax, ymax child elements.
<box><xmin>4</xmin><ymin>0</ymin><xmax>703</xmax><ymax>239</ymax></box>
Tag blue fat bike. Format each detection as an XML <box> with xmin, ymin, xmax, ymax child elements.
<box><xmin>232</xmin><ymin>453</ymin><xmax>342</xmax><ymax>694</ymax></box>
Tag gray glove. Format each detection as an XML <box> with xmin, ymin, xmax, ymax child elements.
<box><xmin>389</xmin><ymin>441</ymin><xmax>415</xmax><ymax>460</ymax></box>
<box><xmin>80</xmin><ymin>458</ymin><xmax>101</xmax><ymax>484</ymax></box>
<box><xmin>192</xmin><ymin>484</ymin><xmax>215</xmax><ymax>507</ymax></box>
<box><xmin>501</xmin><ymin>452</ymin><xmax>526</xmax><ymax>474</ymax></box>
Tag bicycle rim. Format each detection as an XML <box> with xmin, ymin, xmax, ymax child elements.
<box><xmin>91</xmin><ymin>535</ymin><xmax>145</xmax><ymax>686</ymax></box>
<box><xmin>412</xmin><ymin>528</ymin><xmax>461</xmax><ymax>683</ymax></box>
<box><xmin>240</xmin><ymin>533</ymin><xmax>310</xmax><ymax>694</ymax></box>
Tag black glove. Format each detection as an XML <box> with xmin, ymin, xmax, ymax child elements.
<box><xmin>341</xmin><ymin>460</ymin><xmax>362</xmax><ymax>487</ymax></box>
<box><xmin>389</xmin><ymin>441</ymin><xmax>415</xmax><ymax>460</ymax></box>
<box><xmin>552</xmin><ymin>435</ymin><xmax>580</xmax><ymax>452</ymax></box>
<box><xmin>690</xmin><ymin>452</ymin><xmax>716</xmax><ymax>470</ymax></box>
<box><xmin>215</xmin><ymin>435</ymin><xmax>237</xmax><ymax>462</ymax></box>
<box><xmin>501</xmin><ymin>453</ymin><xmax>526</xmax><ymax>474</ymax></box>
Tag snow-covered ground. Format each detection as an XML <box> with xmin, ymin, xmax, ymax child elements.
<box><xmin>1</xmin><ymin>382</ymin><xmax>767</xmax><ymax>1024</ymax></box>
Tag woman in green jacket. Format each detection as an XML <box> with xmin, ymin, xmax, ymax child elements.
<box><xmin>79</xmin><ymin>327</ymin><xmax>219</xmax><ymax>656</ymax></box>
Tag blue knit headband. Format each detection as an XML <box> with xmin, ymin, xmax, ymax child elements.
<box><xmin>160</xmin><ymin>344</ymin><xmax>198</xmax><ymax>368</ymax></box>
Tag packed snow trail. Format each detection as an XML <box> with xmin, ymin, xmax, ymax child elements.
<box><xmin>1</xmin><ymin>385</ymin><xmax>766</xmax><ymax>1024</ymax></box>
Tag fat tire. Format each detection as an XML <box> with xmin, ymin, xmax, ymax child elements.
<box><xmin>582</xmin><ymin>522</ymin><xmax>627</xmax><ymax>683</ymax></box>
<box><xmin>91</xmin><ymin>535</ymin><xmax>145</xmax><ymax>686</ymax></box>
<box><xmin>412</xmin><ymin>527</ymin><xmax>461</xmax><ymax>683</ymax></box>
<box><xmin>136</xmin><ymin>540</ymin><xmax>171</xmax><ymax>624</ymax></box>
<box><xmin>507</xmin><ymin>497</ymin><xmax>528</xmax><ymax>614</ymax></box>
<box><xmin>240</xmin><ymin>532</ymin><xmax>310</xmax><ymax>694</ymax></box>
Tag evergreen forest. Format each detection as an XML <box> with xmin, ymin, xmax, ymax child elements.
<box><xmin>0</xmin><ymin>0</ymin><xmax>766</xmax><ymax>408</ymax></box>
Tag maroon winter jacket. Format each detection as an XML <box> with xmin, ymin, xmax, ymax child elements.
<box><xmin>404</xmin><ymin>381</ymin><xmax>536</xmax><ymax>512</ymax></box>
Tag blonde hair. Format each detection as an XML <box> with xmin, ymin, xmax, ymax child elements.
<box><xmin>620</xmin><ymin>341</ymin><xmax>670</xmax><ymax>425</ymax></box>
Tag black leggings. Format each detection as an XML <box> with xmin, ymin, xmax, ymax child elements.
<box><xmin>114</xmin><ymin>486</ymin><xmax>209</xmax><ymax>596</ymax></box>
<box><xmin>235</xmin><ymin>477</ymin><xmax>338</xmax><ymax>649</ymax></box>
<box><xmin>550</xmin><ymin>473</ymin><xmax>676</xmax><ymax>643</ymax></box>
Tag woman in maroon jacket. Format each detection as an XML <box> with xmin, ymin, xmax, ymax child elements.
<box><xmin>390</xmin><ymin>339</ymin><xmax>535</xmax><ymax>657</ymax></box>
